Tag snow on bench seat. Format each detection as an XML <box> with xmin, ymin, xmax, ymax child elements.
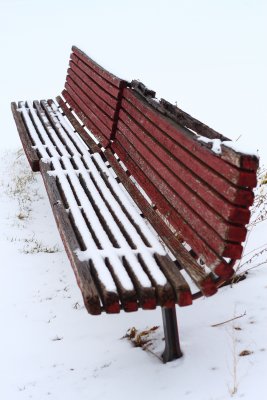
<box><xmin>12</xmin><ymin>100</ymin><xmax>193</xmax><ymax>314</ymax></box>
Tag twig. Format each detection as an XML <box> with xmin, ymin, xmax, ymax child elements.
<box><xmin>211</xmin><ymin>312</ymin><xmax>246</xmax><ymax>328</ymax></box>
<box><xmin>242</xmin><ymin>243</ymin><xmax>267</xmax><ymax>258</ymax></box>
<box><xmin>145</xmin><ymin>347</ymin><xmax>164</xmax><ymax>362</ymax></box>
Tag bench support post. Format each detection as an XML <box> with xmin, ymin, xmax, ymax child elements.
<box><xmin>162</xmin><ymin>306</ymin><xmax>182</xmax><ymax>362</ymax></box>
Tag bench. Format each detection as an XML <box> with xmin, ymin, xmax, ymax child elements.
<box><xmin>11</xmin><ymin>46</ymin><xmax>259</xmax><ymax>362</ymax></box>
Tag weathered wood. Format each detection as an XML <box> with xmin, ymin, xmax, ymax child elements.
<box><xmin>69</xmin><ymin>62</ymin><xmax>118</xmax><ymax>109</ymax></box>
<box><xmin>40</xmin><ymin>161</ymin><xmax>102</xmax><ymax>315</ymax></box>
<box><xmin>11</xmin><ymin>102</ymin><xmax>40</xmax><ymax>171</ymax></box>
<box><xmin>72</xmin><ymin>46</ymin><xmax>127</xmax><ymax>89</ymax></box>
<box><xmin>66</xmin><ymin>75</ymin><xmax>114</xmax><ymax>130</ymax></box>
<box><xmin>104</xmin><ymin>257</ymin><xmax>138</xmax><ymax>312</ymax></box>
<box><xmin>62</xmin><ymin>89</ymin><xmax>109</xmax><ymax>147</ymax></box>
<box><xmin>70</xmin><ymin>53</ymin><xmax>121</xmax><ymax>98</ymax></box>
<box><xmin>155</xmin><ymin>255</ymin><xmax>192</xmax><ymax>306</ymax></box>
<box><xmin>65</xmin><ymin>80</ymin><xmax>113</xmax><ymax>134</ymax></box>
<box><xmin>67</xmin><ymin>69</ymin><xmax>117</xmax><ymax>119</ymax></box>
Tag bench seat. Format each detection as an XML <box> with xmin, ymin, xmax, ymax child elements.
<box><xmin>11</xmin><ymin>99</ymin><xmax>199</xmax><ymax>315</ymax></box>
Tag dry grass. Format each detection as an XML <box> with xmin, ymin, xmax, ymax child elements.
<box><xmin>4</xmin><ymin>149</ymin><xmax>42</xmax><ymax>221</ymax></box>
<box><xmin>234</xmin><ymin>166</ymin><xmax>267</xmax><ymax>278</ymax></box>
<box><xmin>123</xmin><ymin>326</ymin><xmax>160</xmax><ymax>349</ymax></box>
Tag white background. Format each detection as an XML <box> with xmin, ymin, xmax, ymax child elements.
<box><xmin>1</xmin><ymin>0</ymin><xmax>266</xmax><ymax>162</ymax></box>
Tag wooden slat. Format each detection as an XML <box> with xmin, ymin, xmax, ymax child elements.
<box><xmin>11</xmin><ymin>102</ymin><xmax>40</xmax><ymax>171</ymax></box>
<box><xmin>118</xmin><ymin>113</ymin><xmax>250</xmax><ymax>230</ymax></box>
<box><xmin>120</xmin><ymin>99</ymin><xmax>254</xmax><ymax>210</ymax></box>
<box><xmin>104</xmin><ymin>257</ymin><xmax>138</xmax><ymax>312</ymax></box>
<box><xmin>72</xmin><ymin>46</ymin><xmax>124</xmax><ymax>89</ymax></box>
<box><xmin>155</xmin><ymin>254</ymin><xmax>192</xmax><ymax>306</ymax></box>
<box><xmin>66</xmin><ymin>78</ymin><xmax>113</xmax><ymax>132</ymax></box>
<box><xmin>69</xmin><ymin>61</ymin><xmax>118</xmax><ymax>109</ymax></box>
<box><xmin>124</xmin><ymin>88</ymin><xmax>257</xmax><ymax>189</ymax></box>
<box><xmin>40</xmin><ymin>161</ymin><xmax>102</xmax><ymax>315</ymax></box>
<box><xmin>54</xmin><ymin>96</ymin><xmax>101</xmax><ymax>154</ymax></box>
<box><xmin>133</xmin><ymin>253</ymin><xmax>176</xmax><ymax>308</ymax></box>
<box><xmin>62</xmin><ymin>88</ymin><xmax>109</xmax><ymax>147</ymax></box>
<box><xmin>70</xmin><ymin>53</ymin><xmax>120</xmax><ymax>98</ymax></box>
<box><xmin>68</xmin><ymin>68</ymin><xmax>116</xmax><ymax>119</ymax></box>
<box><xmin>86</xmin><ymin>258</ymin><xmax>120</xmax><ymax>314</ymax></box>
<box><xmin>120</xmin><ymin>256</ymin><xmax>157</xmax><ymax>310</ymax></box>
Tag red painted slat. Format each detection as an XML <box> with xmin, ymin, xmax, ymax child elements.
<box><xmin>68</xmin><ymin>69</ymin><xmax>116</xmax><ymax>119</ymax></box>
<box><xmin>64</xmin><ymin>83</ymin><xmax>111</xmax><ymax>143</ymax></box>
<box><xmin>72</xmin><ymin>46</ymin><xmax>123</xmax><ymax>89</ymax></box>
<box><xmin>115</xmin><ymin>129</ymin><xmax>244</xmax><ymax>258</ymax></box>
<box><xmin>111</xmin><ymin>139</ymin><xmax>243</xmax><ymax>261</ymax></box>
<box><xmin>119</xmin><ymin>108</ymin><xmax>251</xmax><ymax>225</ymax></box>
<box><xmin>69</xmin><ymin>61</ymin><xmax>118</xmax><ymax>109</ymax></box>
<box><xmin>62</xmin><ymin>89</ymin><xmax>109</xmax><ymax>147</ymax></box>
<box><xmin>71</xmin><ymin>54</ymin><xmax>120</xmax><ymax>98</ymax></box>
<box><xmin>66</xmin><ymin>77</ymin><xmax>113</xmax><ymax>131</ymax></box>
<box><xmin>124</xmin><ymin>88</ymin><xmax>257</xmax><ymax>189</ymax></box>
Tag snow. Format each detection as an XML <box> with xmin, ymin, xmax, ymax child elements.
<box><xmin>1</xmin><ymin>1</ymin><xmax>267</xmax><ymax>399</ymax></box>
<box><xmin>223</xmin><ymin>139</ymin><xmax>259</xmax><ymax>157</ymax></box>
<box><xmin>196</xmin><ymin>135</ymin><xmax>259</xmax><ymax>157</ymax></box>
<box><xmin>197</xmin><ymin>136</ymin><xmax>223</xmax><ymax>154</ymax></box>
<box><xmin>1</xmin><ymin>149</ymin><xmax>267</xmax><ymax>400</ymax></box>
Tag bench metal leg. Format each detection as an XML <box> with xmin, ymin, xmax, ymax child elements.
<box><xmin>162</xmin><ymin>306</ymin><xmax>182</xmax><ymax>363</ymax></box>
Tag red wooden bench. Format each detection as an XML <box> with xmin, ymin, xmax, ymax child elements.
<box><xmin>11</xmin><ymin>46</ymin><xmax>259</xmax><ymax>362</ymax></box>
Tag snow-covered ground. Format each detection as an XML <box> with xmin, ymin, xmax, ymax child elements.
<box><xmin>1</xmin><ymin>1</ymin><xmax>267</xmax><ymax>399</ymax></box>
<box><xmin>0</xmin><ymin>149</ymin><xmax>266</xmax><ymax>400</ymax></box>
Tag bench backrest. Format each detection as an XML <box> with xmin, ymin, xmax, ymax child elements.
<box><xmin>110</xmin><ymin>84</ymin><xmax>258</xmax><ymax>277</ymax></box>
<box><xmin>61</xmin><ymin>47</ymin><xmax>259</xmax><ymax>279</ymax></box>
<box><xmin>63</xmin><ymin>46</ymin><xmax>128</xmax><ymax>147</ymax></box>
